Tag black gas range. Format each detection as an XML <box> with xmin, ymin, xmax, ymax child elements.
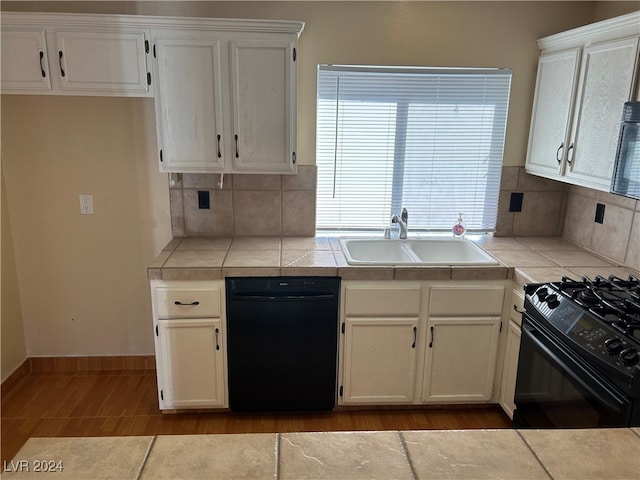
<box><xmin>513</xmin><ymin>274</ymin><xmax>640</xmax><ymax>428</ymax></box>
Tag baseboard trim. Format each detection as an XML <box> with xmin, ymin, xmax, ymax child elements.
<box><xmin>28</xmin><ymin>355</ymin><xmax>156</xmax><ymax>373</ymax></box>
<box><xmin>1</xmin><ymin>358</ymin><xmax>31</xmax><ymax>400</ymax></box>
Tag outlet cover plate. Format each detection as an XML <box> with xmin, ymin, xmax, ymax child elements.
<box><xmin>79</xmin><ymin>194</ymin><xmax>94</xmax><ymax>215</ymax></box>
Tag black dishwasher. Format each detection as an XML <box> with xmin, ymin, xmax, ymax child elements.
<box><xmin>226</xmin><ymin>277</ymin><xmax>340</xmax><ymax>412</ymax></box>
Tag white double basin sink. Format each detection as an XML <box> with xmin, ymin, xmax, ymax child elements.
<box><xmin>339</xmin><ymin>237</ymin><xmax>499</xmax><ymax>266</ymax></box>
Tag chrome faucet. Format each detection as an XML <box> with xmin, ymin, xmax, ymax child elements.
<box><xmin>391</xmin><ymin>208</ymin><xmax>409</xmax><ymax>239</ymax></box>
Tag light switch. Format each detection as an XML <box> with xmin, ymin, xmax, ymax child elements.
<box><xmin>79</xmin><ymin>194</ymin><xmax>94</xmax><ymax>215</ymax></box>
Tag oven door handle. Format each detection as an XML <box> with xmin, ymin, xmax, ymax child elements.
<box><xmin>522</xmin><ymin>322</ymin><xmax>626</xmax><ymax>413</ymax></box>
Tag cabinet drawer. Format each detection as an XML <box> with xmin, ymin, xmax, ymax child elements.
<box><xmin>155</xmin><ymin>287</ymin><xmax>221</xmax><ymax>318</ymax></box>
<box><xmin>344</xmin><ymin>286</ymin><xmax>422</xmax><ymax>316</ymax></box>
<box><xmin>429</xmin><ymin>286</ymin><xmax>504</xmax><ymax>316</ymax></box>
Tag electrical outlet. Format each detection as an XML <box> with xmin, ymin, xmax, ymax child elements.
<box><xmin>198</xmin><ymin>190</ymin><xmax>210</xmax><ymax>209</ymax></box>
<box><xmin>79</xmin><ymin>194</ymin><xmax>94</xmax><ymax>215</ymax></box>
<box><xmin>595</xmin><ymin>203</ymin><xmax>605</xmax><ymax>224</ymax></box>
<box><xmin>509</xmin><ymin>192</ymin><xmax>523</xmax><ymax>212</ymax></box>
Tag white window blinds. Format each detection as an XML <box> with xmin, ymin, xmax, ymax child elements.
<box><xmin>316</xmin><ymin>65</ymin><xmax>512</xmax><ymax>231</ymax></box>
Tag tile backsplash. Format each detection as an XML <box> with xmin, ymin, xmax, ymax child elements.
<box><xmin>496</xmin><ymin>167</ymin><xmax>567</xmax><ymax>237</ymax></box>
<box><xmin>169</xmin><ymin>166</ymin><xmax>317</xmax><ymax>237</ymax></box>
<box><xmin>562</xmin><ymin>185</ymin><xmax>639</xmax><ymax>271</ymax></box>
<box><xmin>169</xmin><ymin>164</ymin><xmax>639</xmax><ymax>272</ymax></box>
<box><xmin>497</xmin><ymin>167</ymin><xmax>639</xmax><ymax>271</ymax></box>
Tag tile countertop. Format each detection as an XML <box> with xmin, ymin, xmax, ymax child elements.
<box><xmin>4</xmin><ymin>428</ymin><xmax>640</xmax><ymax>479</ymax></box>
<box><xmin>148</xmin><ymin>235</ymin><xmax>639</xmax><ymax>284</ymax></box>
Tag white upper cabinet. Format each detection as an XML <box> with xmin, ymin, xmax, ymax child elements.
<box><xmin>54</xmin><ymin>30</ymin><xmax>151</xmax><ymax>95</ymax></box>
<box><xmin>1</xmin><ymin>13</ymin><xmax>152</xmax><ymax>96</ymax></box>
<box><xmin>525</xmin><ymin>12</ymin><xmax>640</xmax><ymax>192</ymax></box>
<box><xmin>153</xmin><ymin>30</ymin><xmax>300</xmax><ymax>174</ymax></box>
<box><xmin>153</xmin><ymin>34</ymin><xmax>226</xmax><ymax>172</ymax></box>
<box><xmin>1</xmin><ymin>29</ymin><xmax>52</xmax><ymax>91</ymax></box>
<box><xmin>230</xmin><ymin>37</ymin><xmax>296</xmax><ymax>173</ymax></box>
<box><xmin>526</xmin><ymin>49</ymin><xmax>580</xmax><ymax>178</ymax></box>
<box><xmin>565</xmin><ymin>37</ymin><xmax>640</xmax><ymax>188</ymax></box>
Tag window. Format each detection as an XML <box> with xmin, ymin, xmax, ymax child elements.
<box><xmin>316</xmin><ymin>65</ymin><xmax>512</xmax><ymax>232</ymax></box>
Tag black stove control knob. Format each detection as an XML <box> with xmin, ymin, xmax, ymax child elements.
<box><xmin>536</xmin><ymin>288</ymin><xmax>549</xmax><ymax>301</ymax></box>
<box><xmin>604</xmin><ymin>337</ymin><xmax>623</xmax><ymax>355</ymax></box>
<box><xmin>545</xmin><ymin>294</ymin><xmax>560</xmax><ymax>308</ymax></box>
<box><xmin>619</xmin><ymin>348</ymin><xmax>639</xmax><ymax>366</ymax></box>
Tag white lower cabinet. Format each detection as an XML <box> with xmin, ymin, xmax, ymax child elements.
<box><xmin>150</xmin><ymin>280</ymin><xmax>227</xmax><ymax>410</ymax></box>
<box><xmin>341</xmin><ymin>317</ymin><xmax>419</xmax><ymax>404</ymax></box>
<box><xmin>339</xmin><ymin>281</ymin><xmax>507</xmax><ymax>406</ymax></box>
<box><xmin>339</xmin><ymin>282</ymin><xmax>423</xmax><ymax>405</ymax></box>
<box><xmin>422</xmin><ymin>317</ymin><xmax>501</xmax><ymax>403</ymax></box>
<box><xmin>499</xmin><ymin>287</ymin><xmax>525</xmax><ymax>419</ymax></box>
<box><xmin>157</xmin><ymin>318</ymin><xmax>225</xmax><ymax>408</ymax></box>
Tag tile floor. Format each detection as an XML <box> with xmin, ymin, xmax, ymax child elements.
<box><xmin>4</xmin><ymin>428</ymin><xmax>640</xmax><ymax>479</ymax></box>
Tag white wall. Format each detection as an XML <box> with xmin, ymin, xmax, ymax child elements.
<box><xmin>2</xmin><ymin>168</ymin><xmax>27</xmax><ymax>380</ymax></box>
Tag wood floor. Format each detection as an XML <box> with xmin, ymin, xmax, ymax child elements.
<box><xmin>1</xmin><ymin>370</ymin><xmax>511</xmax><ymax>464</ymax></box>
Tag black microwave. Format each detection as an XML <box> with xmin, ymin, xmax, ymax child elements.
<box><xmin>611</xmin><ymin>101</ymin><xmax>640</xmax><ymax>200</ymax></box>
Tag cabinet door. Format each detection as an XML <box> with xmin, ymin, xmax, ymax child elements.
<box><xmin>158</xmin><ymin>318</ymin><xmax>226</xmax><ymax>408</ymax></box>
<box><xmin>230</xmin><ymin>36</ymin><xmax>296</xmax><ymax>173</ymax></box>
<box><xmin>341</xmin><ymin>318</ymin><xmax>418</xmax><ymax>404</ymax></box>
<box><xmin>54</xmin><ymin>30</ymin><xmax>150</xmax><ymax>95</ymax></box>
<box><xmin>422</xmin><ymin>317</ymin><xmax>501</xmax><ymax>402</ymax></box>
<box><xmin>1</xmin><ymin>29</ymin><xmax>51</xmax><ymax>92</ymax></box>
<box><xmin>525</xmin><ymin>48</ymin><xmax>580</xmax><ymax>179</ymax></box>
<box><xmin>566</xmin><ymin>37</ymin><xmax>640</xmax><ymax>190</ymax></box>
<box><xmin>154</xmin><ymin>36</ymin><xmax>225</xmax><ymax>172</ymax></box>
<box><xmin>499</xmin><ymin>320</ymin><xmax>521</xmax><ymax>419</ymax></box>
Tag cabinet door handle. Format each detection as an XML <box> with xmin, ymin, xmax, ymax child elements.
<box><xmin>58</xmin><ymin>51</ymin><xmax>65</xmax><ymax>77</ymax></box>
<box><xmin>555</xmin><ymin>142</ymin><xmax>563</xmax><ymax>164</ymax></box>
<box><xmin>411</xmin><ymin>326</ymin><xmax>417</xmax><ymax>349</ymax></box>
<box><xmin>513</xmin><ymin>304</ymin><xmax>525</xmax><ymax>314</ymax></box>
<box><xmin>215</xmin><ymin>327</ymin><xmax>220</xmax><ymax>351</ymax></box>
<box><xmin>39</xmin><ymin>51</ymin><xmax>46</xmax><ymax>78</ymax></box>
<box><xmin>173</xmin><ymin>300</ymin><xmax>200</xmax><ymax>306</ymax></box>
<box><xmin>217</xmin><ymin>134</ymin><xmax>222</xmax><ymax>159</ymax></box>
<box><xmin>234</xmin><ymin>134</ymin><xmax>239</xmax><ymax>159</ymax></box>
<box><xmin>428</xmin><ymin>325</ymin><xmax>434</xmax><ymax>348</ymax></box>
<box><xmin>566</xmin><ymin>142</ymin><xmax>574</xmax><ymax>166</ymax></box>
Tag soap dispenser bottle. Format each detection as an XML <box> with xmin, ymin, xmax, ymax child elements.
<box><xmin>452</xmin><ymin>213</ymin><xmax>466</xmax><ymax>238</ymax></box>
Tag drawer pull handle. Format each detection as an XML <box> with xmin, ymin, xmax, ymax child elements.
<box><xmin>58</xmin><ymin>50</ymin><xmax>65</xmax><ymax>77</ymax></box>
<box><xmin>215</xmin><ymin>327</ymin><xmax>220</xmax><ymax>351</ymax></box>
<box><xmin>39</xmin><ymin>51</ymin><xmax>46</xmax><ymax>77</ymax></box>
<box><xmin>174</xmin><ymin>301</ymin><xmax>200</xmax><ymax>306</ymax></box>
<box><xmin>566</xmin><ymin>142</ymin><xmax>574</xmax><ymax>166</ymax></box>
<box><xmin>555</xmin><ymin>142</ymin><xmax>563</xmax><ymax>164</ymax></box>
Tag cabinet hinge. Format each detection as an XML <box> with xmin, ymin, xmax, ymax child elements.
<box><xmin>160</xmin><ymin>390</ymin><xmax>164</xmax><ymax>401</ymax></box>
<box><xmin>292</xmin><ymin>152</ymin><xmax>297</xmax><ymax>164</ymax></box>
<box><xmin>155</xmin><ymin>325</ymin><xmax>158</xmax><ymax>336</ymax></box>
<box><xmin>339</xmin><ymin>385</ymin><xmax>343</xmax><ymax>397</ymax></box>
<box><xmin>293</xmin><ymin>47</ymin><xmax>297</xmax><ymax>62</ymax></box>
<box><xmin>341</xmin><ymin>322</ymin><xmax>345</xmax><ymax>334</ymax></box>
<box><xmin>145</xmin><ymin>40</ymin><xmax>149</xmax><ymax>54</ymax></box>
<box><xmin>159</xmin><ymin>150</ymin><xmax>163</xmax><ymax>162</ymax></box>
<box><xmin>153</xmin><ymin>44</ymin><xmax>156</xmax><ymax>58</ymax></box>
<box><xmin>147</xmin><ymin>72</ymin><xmax>151</xmax><ymax>86</ymax></box>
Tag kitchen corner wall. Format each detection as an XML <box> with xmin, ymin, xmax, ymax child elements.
<box><xmin>562</xmin><ymin>185</ymin><xmax>639</xmax><ymax>271</ymax></box>
<box><xmin>496</xmin><ymin>166</ymin><xmax>567</xmax><ymax>237</ymax></box>
<box><xmin>169</xmin><ymin>165</ymin><xmax>317</xmax><ymax>237</ymax></box>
